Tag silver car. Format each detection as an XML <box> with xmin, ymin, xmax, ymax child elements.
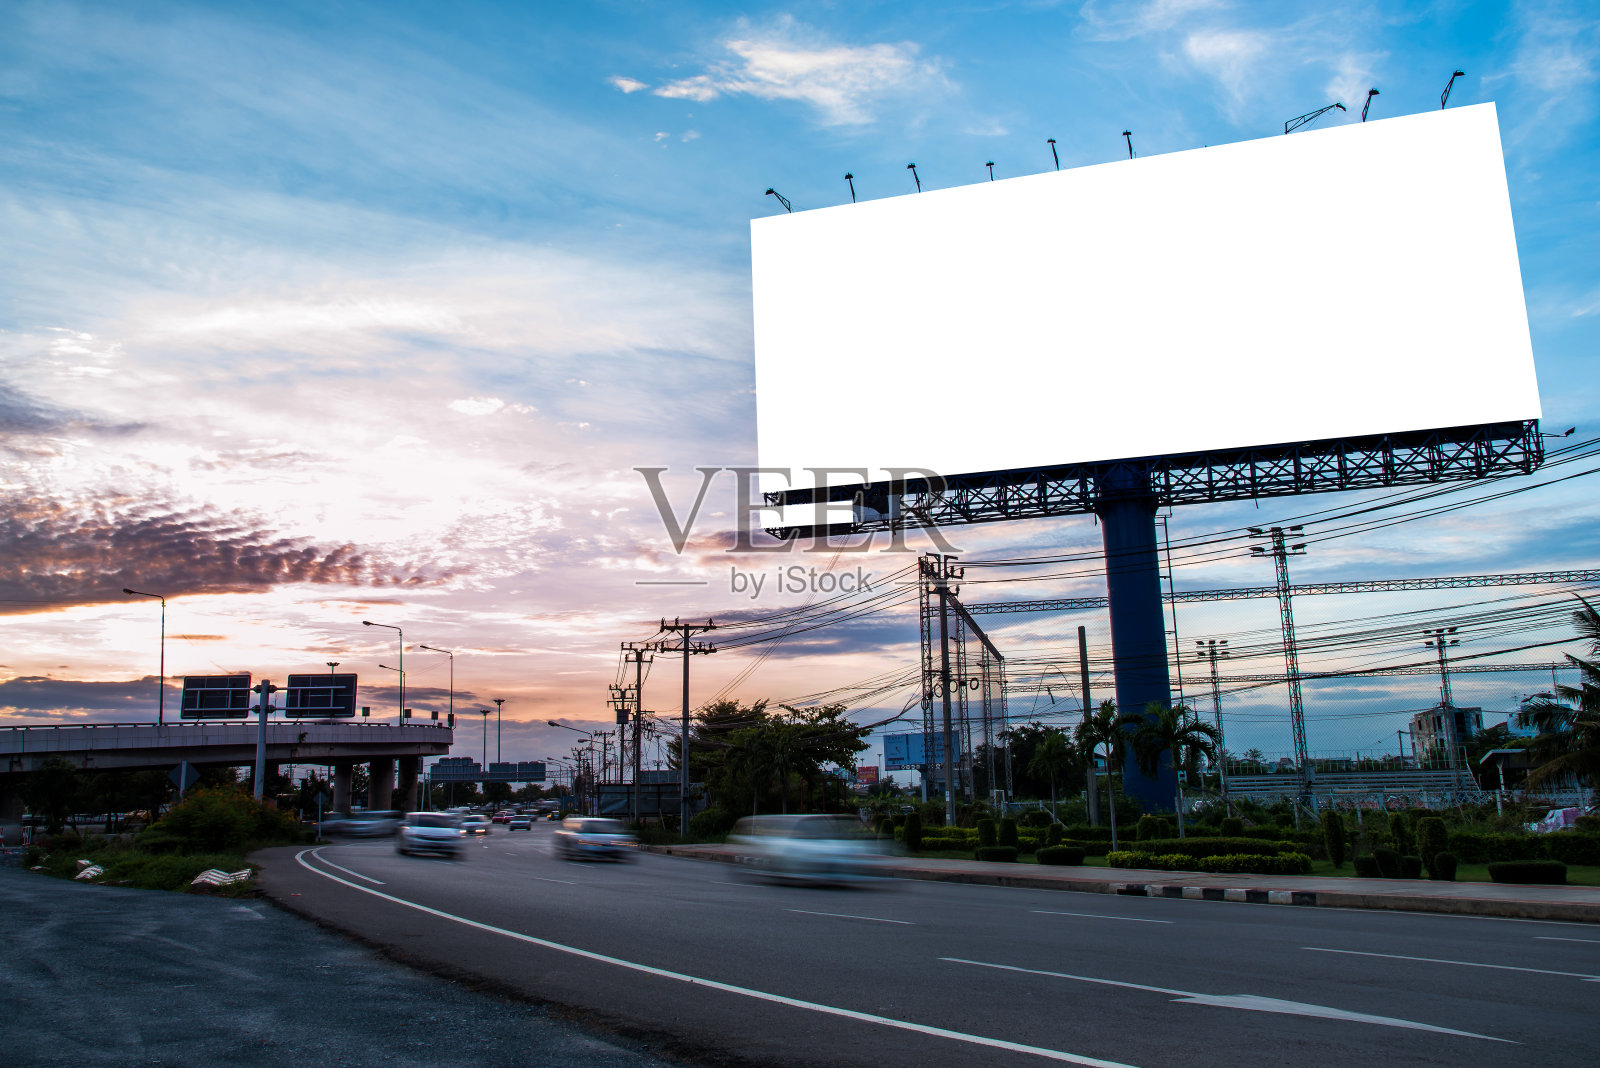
<box><xmin>340</xmin><ymin>810</ymin><xmax>402</xmax><ymax>837</ymax></box>
<box><xmin>726</xmin><ymin>814</ymin><xmax>890</xmax><ymax>883</ymax></box>
<box><xmin>554</xmin><ymin>817</ymin><xmax>636</xmax><ymax>861</ymax></box>
<box><xmin>396</xmin><ymin>812</ymin><xmax>465</xmax><ymax>858</ymax></box>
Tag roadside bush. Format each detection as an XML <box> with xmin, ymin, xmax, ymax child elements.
<box><xmin>1373</xmin><ymin>846</ymin><xmax>1402</xmax><ymax>879</ymax></box>
<box><xmin>1036</xmin><ymin>845</ymin><xmax>1086</xmax><ymax>866</ymax></box>
<box><xmin>976</xmin><ymin>818</ymin><xmax>997</xmax><ymax>847</ymax></box>
<box><xmin>1400</xmin><ymin>855</ymin><xmax>1423</xmax><ymax>879</ymax></box>
<box><xmin>1019</xmin><ymin>810</ymin><xmax>1054</xmax><ymax>828</ymax></box>
<box><xmin>974</xmin><ymin>845</ymin><xmax>1018</xmax><ymax>863</ymax></box>
<box><xmin>1388</xmin><ymin>812</ymin><xmax>1415</xmax><ymax>856</ymax></box>
<box><xmin>1220</xmin><ymin>817</ymin><xmax>1244</xmax><ymax>837</ymax></box>
<box><xmin>918</xmin><ymin>834</ymin><xmax>969</xmax><ymax>852</ymax></box>
<box><xmin>1321</xmin><ymin>810</ymin><xmax>1347</xmax><ymax>868</ymax></box>
<box><xmin>1417</xmin><ymin>817</ymin><xmax>1448</xmax><ymax>877</ymax></box>
<box><xmin>1198</xmin><ymin>852</ymin><xmax>1313</xmax><ymax>876</ymax></box>
<box><xmin>141</xmin><ymin>788</ymin><xmax>305</xmax><ymax>854</ymax></box>
<box><xmin>1016</xmin><ymin>834</ymin><xmax>1042</xmax><ymax>855</ymax></box>
<box><xmin>687</xmin><ymin>808</ymin><xmax>738</xmax><ymax>839</ymax></box>
<box><xmin>1136</xmin><ymin>815</ymin><xmax>1173</xmax><ymax>841</ymax></box>
<box><xmin>1488</xmin><ymin>860</ymin><xmax>1567</xmax><ymax>884</ymax></box>
<box><xmin>1062</xmin><ymin>825</ymin><xmax>1115</xmax><ymax>845</ymax></box>
<box><xmin>1352</xmin><ymin>855</ymin><xmax>1381</xmax><ymax>878</ymax></box>
<box><xmin>998</xmin><ymin>818</ymin><xmax>1019</xmax><ymax>849</ymax></box>
<box><xmin>1046</xmin><ymin>824</ymin><xmax>1064</xmax><ymax>847</ymax></box>
<box><xmin>1429</xmin><ymin>852</ymin><xmax>1459</xmax><ymax>882</ymax></box>
<box><xmin>875</xmin><ymin>817</ymin><xmax>895</xmax><ymax>838</ymax></box>
<box><xmin>917</xmin><ymin>802</ymin><xmax>946</xmax><ymax>828</ymax></box>
<box><xmin>903</xmin><ymin>811</ymin><xmax>923</xmax><ymax>852</ymax></box>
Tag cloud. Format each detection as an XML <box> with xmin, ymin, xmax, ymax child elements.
<box><xmin>1078</xmin><ymin>0</ymin><xmax>1228</xmax><ymax>42</ymax></box>
<box><xmin>650</xmin><ymin>17</ymin><xmax>949</xmax><ymax>125</ymax></box>
<box><xmin>0</xmin><ymin>497</ymin><xmax>449</xmax><ymax>614</ymax></box>
<box><xmin>0</xmin><ymin>675</ymin><xmax>174</xmax><ymax>715</ymax></box>
<box><xmin>1182</xmin><ymin>28</ymin><xmax>1271</xmax><ymax>104</ymax></box>
<box><xmin>608</xmin><ymin>75</ymin><xmax>649</xmax><ymax>93</ymax></box>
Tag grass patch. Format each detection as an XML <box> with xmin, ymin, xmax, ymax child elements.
<box><xmin>36</xmin><ymin>839</ymin><xmax>256</xmax><ymax>895</ymax></box>
<box><xmin>1303</xmin><ymin>859</ymin><xmax>1600</xmax><ymax>886</ymax></box>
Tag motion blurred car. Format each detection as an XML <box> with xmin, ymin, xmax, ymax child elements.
<box><xmin>396</xmin><ymin>812</ymin><xmax>465</xmax><ymax>858</ymax></box>
<box><xmin>726</xmin><ymin>814</ymin><xmax>890</xmax><ymax>884</ymax></box>
<box><xmin>554</xmin><ymin>817</ymin><xmax>636</xmax><ymax>861</ymax></box>
<box><xmin>492</xmin><ymin>811</ymin><xmax>513</xmax><ymax>824</ymax></box>
<box><xmin>506</xmin><ymin>813</ymin><xmax>533</xmax><ymax>831</ymax></box>
<box><xmin>460</xmin><ymin>815</ymin><xmax>492</xmax><ymax>836</ymax></box>
<box><xmin>338</xmin><ymin>810</ymin><xmax>402</xmax><ymax>837</ymax></box>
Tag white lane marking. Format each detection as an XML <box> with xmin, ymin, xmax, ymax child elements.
<box><xmin>530</xmin><ymin>876</ymin><xmax>576</xmax><ymax>885</ymax></box>
<box><xmin>292</xmin><ymin>850</ymin><xmax>1133</xmax><ymax>1067</ymax></box>
<box><xmin>1302</xmin><ymin>946</ymin><xmax>1600</xmax><ymax>982</ymax></box>
<box><xmin>1032</xmin><ymin>910</ymin><xmax>1173</xmax><ymax>925</ymax></box>
<box><xmin>941</xmin><ymin>957</ymin><xmax>1510</xmax><ymax>1042</ymax></box>
<box><xmin>310</xmin><ymin>848</ymin><xmax>384</xmax><ymax>885</ymax></box>
<box><xmin>786</xmin><ymin>909</ymin><xmax>913</xmax><ymax>925</ymax></box>
<box><xmin>1536</xmin><ymin>936</ymin><xmax>1600</xmax><ymax>945</ymax></box>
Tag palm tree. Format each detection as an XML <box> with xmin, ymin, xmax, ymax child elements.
<box><xmin>1027</xmin><ymin>727</ymin><xmax>1079</xmax><ymax>823</ymax></box>
<box><xmin>1127</xmin><ymin>702</ymin><xmax>1221</xmax><ymax>839</ymax></box>
<box><xmin>1076</xmin><ymin>700</ymin><xmax>1127</xmax><ymax>852</ymax></box>
<box><xmin>1521</xmin><ymin>597</ymin><xmax>1600</xmax><ymax>793</ymax></box>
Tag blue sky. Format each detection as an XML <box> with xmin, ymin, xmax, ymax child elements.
<box><xmin>1</xmin><ymin>1</ymin><xmax>1597</xmax><ymax>772</ymax></box>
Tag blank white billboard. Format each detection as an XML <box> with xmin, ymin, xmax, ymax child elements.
<box><xmin>751</xmin><ymin>103</ymin><xmax>1539</xmax><ymax>497</ymax></box>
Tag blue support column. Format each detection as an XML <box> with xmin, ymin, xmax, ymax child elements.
<box><xmin>1096</xmin><ymin>469</ymin><xmax>1177</xmax><ymax>812</ymax></box>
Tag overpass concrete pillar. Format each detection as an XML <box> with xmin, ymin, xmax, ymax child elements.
<box><xmin>369</xmin><ymin>757</ymin><xmax>395</xmax><ymax>810</ymax></box>
<box><xmin>332</xmin><ymin>763</ymin><xmax>353</xmax><ymax>812</ymax></box>
<box><xmin>397</xmin><ymin>756</ymin><xmax>420</xmax><ymax>813</ymax></box>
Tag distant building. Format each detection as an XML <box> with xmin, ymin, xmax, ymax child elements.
<box><xmin>1408</xmin><ymin>704</ymin><xmax>1484</xmax><ymax>766</ymax></box>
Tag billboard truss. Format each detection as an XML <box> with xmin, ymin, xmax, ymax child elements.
<box><xmin>766</xmin><ymin>421</ymin><xmax>1542</xmax><ymax>541</ymax></box>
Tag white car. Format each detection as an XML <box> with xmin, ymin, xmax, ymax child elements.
<box><xmin>396</xmin><ymin>813</ymin><xmax>465</xmax><ymax>858</ymax></box>
<box><xmin>726</xmin><ymin>814</ymin><xmax>890</xmax><ymax>883</ymax></box>
<box><xmin>554</xmin><ymin>817</ymin><xmax>636</xmax><ymax>861</ymax></box>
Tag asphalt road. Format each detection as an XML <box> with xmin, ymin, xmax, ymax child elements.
<box><xmin>0</xmin><ymin>861</ymin><xmax>678</xmax><ymax>1068</ymax></box>
<box><xmin>259</xmin><ymin>824</ymin><xmax>1600</xmax><ymax>1068</ymax></box>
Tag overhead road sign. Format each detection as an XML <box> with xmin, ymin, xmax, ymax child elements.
<box><xmin>180</xmin><ymin>675</ymin><xmax>252</xmax><ymax>720</ymax></box>
<box><xmin>283</xmin><ymin>674</ymin><xmax>359</xmax><ymax>718</ymax></box>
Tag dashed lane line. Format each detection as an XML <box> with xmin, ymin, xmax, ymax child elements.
<box><xmin>292</xmin><ymin>849</ymin><xmax>1136</xmax><ymax>1067</ymax></box>
<box><xmin>786</xmin><ymin>909</ymin><xmax>913</xmax><ymax>925</ymax></box>
<box><xmin>1032</xmin><ymin>910</ymin><xmax>1173</xmax><ymax>924</ymax></box>
<box><xmin>1303</xmin><ymin>946</ymin><xmax>1600</xmax><ymax>982</ymax></box>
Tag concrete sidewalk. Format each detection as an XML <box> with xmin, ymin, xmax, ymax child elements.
<box><xmin>646</xmin><ymin>843</ymin><xmax>1600</xmax><ymax>923</ymax></box>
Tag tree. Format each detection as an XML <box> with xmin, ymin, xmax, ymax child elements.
<box><xmin>1075</xmin><ymin>700</ymin><xmax>1128</xmax><ymax>851</ymax></box>
<box><xmin>1126</xmin><ymin>702</ymin><xmax>1220</xmax><ymax>839</ymax></box>
<box><xmin>1026</xmin><ymin>728</ymin><xmax>1080</xmax><ymax>822</ymax></box>
<box><xmin>1519</xmin><ymin>597</ymin><xmax>1600</xmax><ymax>792</ymax></box>
<box><xmin>686</xmin><ymin>700</ymin><xmax>869</xmax><ymax>817</ymax></box>
<box><xmin>24</xmin><ymin>758</ymin><xmax>80</xmax><ymax>835</ymax></box>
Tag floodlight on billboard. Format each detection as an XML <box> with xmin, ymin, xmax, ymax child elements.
<box><xmin>179</xmin><ymin>675</ymin><xmax>252</xmax><ymax>720</ymax></box>
<box><xmin>751</xmin><ymin>104</ymin><xmax>1539</xmax><ymax>509</ymax></box>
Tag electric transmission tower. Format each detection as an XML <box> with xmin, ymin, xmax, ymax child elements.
<box><xmin>1251</xmin><ymin>526</ymin><xmax>1311</xmax><ymax>802</ymax></box>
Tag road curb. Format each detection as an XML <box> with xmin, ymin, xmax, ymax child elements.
<box><xmin>643</xmin><ymin>845</ymin><xmax>1600</xmax><ymax>924</ymax></box>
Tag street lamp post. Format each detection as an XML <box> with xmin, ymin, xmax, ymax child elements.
<box><xmin>494</xmin><ymin>698</ymin><xmax>505</xmax><ymax>763</ymax></box>
<box><xmin>122</xmin><ymin>588</ymin><xmax>167</xmax><ymax>725</ymax></box>
<box><xmin>362</xmin><ymin>621</ymin><xmax>404</xmax><ymax>723</ymax></box>
<box><xmin>479</xmin><ymin>710</ymin><xmax>492</xmax><ymax>770</ymax></box>
<box><xmin>417</xmin><ymin>645</ymin><xmax>454</xmax><ymax>721</ymax></box>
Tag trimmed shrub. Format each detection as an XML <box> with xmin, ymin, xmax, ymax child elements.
<box><xmin>998</xmin><ymin>818</ymin><xmax>1019</xmax><ymax>849</ymax></box>
<box><xmin>1430</xmin><ymin>852</ymin><xmax>1459</xmax><ymax>882</ymax></box>
<box><xmin>1129</xmin><ymin>836</ymin><xmax>1283</xmax><ymax>859</ymax></box>
<box><xmin>1036</xmin><ymin>845</ymin><xmax>1086</xmax><ymax>866</ymax></box>
<box><xmin>1373</xmin><ymin>846</ymin><xmax>1402</xmax><ymax>879</ymax></box>
<box><xmin>1198</xmin><ymin>852</ymin><xmax>1313</xmax><ymax>876</ymax></box>
<box><xmin>1417</xmin><ymin>817</ymin><xmax>1448</xmax><ymax>877</ymax></box>
<box><xmin>1321</xmin><ymin>810</ymin><xmax>1347</xmax><ymax>868</ymax></box>
<box><xmin>1353</xmin><ymin>854</ymin><xmax>1381</xmax><ymax>878</ymax></box>
<box><xmin>1136</xmin><ymin>815</ymin><xmax>1173</xmax><ymax>841</ymax></box>
<box><xmin>1488</xmin><ymin>860</ymin><xmax>1567</xmax><ymax>885</ymax></box>
<box><xmin>1019</xmin><ymin>809</ymin><xmax>1054</xmax><ymax>828</ymax></box>
<box><xmin>687</xmin><ymin>808</ymin><xmax>737</xmax><ymax>839</ymax></box>
<box><xmin>918</xmin><ymin>834</ymin><xmax>970</xmax><ymax>852</ymax></box>
<box><xmin>1388</xmin><ymin>812</ymin><xmax>1415</xmax><ymax>855</ymax></box>
<box><xmin>1220</xmin><ymin>816</ymin><xmax>1245</xmax><ymax>837</ymax></box>
<box><xmin>1400</xmin><ymin>855</ymin><xmax>1423</xmax><ymax>879</ymax></box>
<box><xmin>976</xmin><ymin>818</ymin><xmax>998</xmax><ymax>848</ymax></box>
<box><xmin>1543</xmin><ymin>834</ymin><xmax>1600</xmax><ymax>867</ymax></box>
<box><xmin>1046</xmin><ymin>823</ymin><xmax>1064</xmax><ymax>847</ymax></box>
<box><xmin>974</xmin><ymin>845</ymin><xmax>1018</xmax><ymax>863</ymax></box>
<box><xmin>903</xmin><ymin>811</ymin><xmax>923</xmax><ymax>852</ymax></box>
<box><xmin>1016</xmin><ymin>835</ymin><xmax>1041</xmax><ymax>855</ymax></box>
<box><xmin>875</xmin><ymin>817</ymin><xmax>895</xmax><ymax>838</ymax></box>
<box><xmin>1062</xmin><ymin>825</ymin><xmax>1115</xmax><ymax>844</ymax></box>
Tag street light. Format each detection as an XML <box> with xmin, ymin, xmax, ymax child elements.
<box><xmin>479</xmin><ymin>710</ymin><xmax>492</xmax><ymax>771</ymax></box>
<box><xmin>362</xmin><ymin>621</ymin><xmax>403</xmax><ymax>723</ymax></box>
<box><xmin>326</xmin><ymin>661</ymin><xmax>340</xmax><ymax>673</ymax></box>
<box><xmin>494</xmin><ymin>698</ymin><xmax>505</xmax><ymax>763</ymax></box>
<box><xmin>417</xmin><ymin>645</ymin><xmax>454</xmax><ymax>720</ymax></box>
<box><xmin>122</xmin><ymin>588</ymin><xmax>167</xmax><ymax>725</ymax></box>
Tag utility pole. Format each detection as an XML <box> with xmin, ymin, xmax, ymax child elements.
<box><xmin>1251</xmin><ymin>526</ymin><xmax>1311</xmax><ymax>808</ymax></box>
<box><xmin>654</xmin><ymin>618</ymin><xmax>716</xmax><ymax>835</ymax></box>
<box><xmin>1424</xmin><ymin>627</ymin><xmax>1463</xmax><ymax>785</ymax></box>
<box><xmin>1196</xmin><ymin>639</ymin><xmax>1230</xmax><ymax>805</ymax></box>
<box><xmin>251</xmin><ymin>680</ymin><xmax>277</xmax><ymax>800</ymax></box>
<box><xmin>619</xmin><ymin>643</ymin><xmax>652</xmax><ymax>824</ymax></box>
<box><xmin>1079</xmin><ymin>625</ymin><xmax>1098</xmax><ymax>826</ymax></box>
<box><xmin>494</xmin><ymin>698</ymin><xmax>505</xmax><ymax>763</ymax></box>
<box><xmin>922</xmin><ymin>555</ymin><xmax>963</xmax><ymax>828</ymax></box>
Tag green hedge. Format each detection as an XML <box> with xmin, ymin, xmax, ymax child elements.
<box><xmin>1036</xmin><ymin>845</ymin><xmax>1086</xmax><ymax>866</ymax></box>
<box><xmin>1106</xmin><ymin>851</ymin><xmax>1311</xmax><ymax>876</ymax></box>
<box><xmin>1429</xmin><ymin>852</ymin><xmax>1458</xmax><ymax>882</ymax></box>
<box><xmin>1488</xmin><ymin>860</ymin><xmax>1567</xmax><ymax>885</ymax></box>
<box><xmin>1446</xmin><ymin>832</ymin><xmax>1600</xmax><ymax>866</ymax></box>
<box><xmin>1131</xmin><ymin>837</ymin><xmax>1286</xmax><ymax>859</ymax></box>
<box><xmin>975</xmin><ymin>845</ymin><xmax>1018</xmax><ymax>863</ymax></box>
